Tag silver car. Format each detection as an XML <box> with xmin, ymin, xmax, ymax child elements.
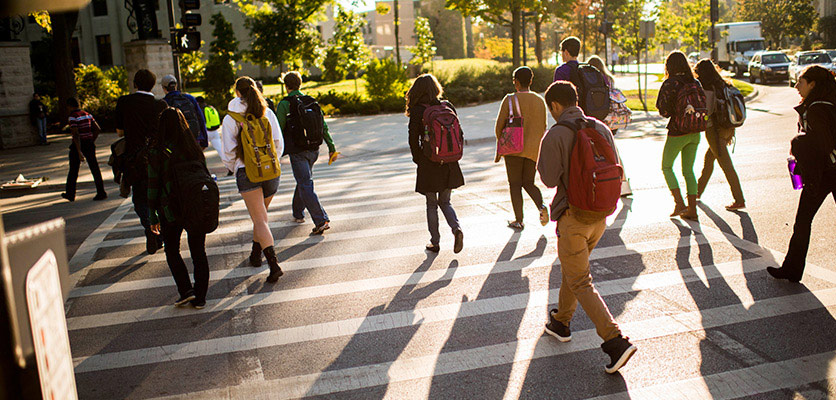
<box><xmin>789</xmin><ymin>51</ymin><xmax>835</xmax><ymax>86</ymax></box>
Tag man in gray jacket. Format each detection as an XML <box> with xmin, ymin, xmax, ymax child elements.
<box><xmin>537</xmin><ymin>80</ymin><xmax>637</xmax><ymax>374</ymax></box>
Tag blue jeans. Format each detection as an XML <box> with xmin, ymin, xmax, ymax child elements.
<box><xmin>36</xmin><ymin>118</ymin><xmax>47</xmax><ymax>144</ymax></box>
<box><xmin>425</xmin><ymin>190</ymin><xmax>460</xmax><ymax>246</ymax></box>
<box><xmin>290</xmin><ymin>149</ymin><xmax>329</xmax><ymax>226</ymax></box>
<box><xmin>132</xmin><ymin>180</ymin><xmax>150</xmax><ymax>230</ymax></box>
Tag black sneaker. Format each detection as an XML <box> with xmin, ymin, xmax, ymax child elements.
<box><xmin>544</xmin><ymin>309</ymin><xmax>571</xmax><ymax>342</ymax></box>
<box><xmin>61</xmin><ymin>192</ymin><xmax>75</xmax><ymax>202</ymax></box>
<box><xmin>93</xmin><ymin>193</ymin><xmax>107</xmax><ymax>201</ymax></box>
<box><xmin>311</xmin><ymin>221</ymin><xmax>330</xmax><ymax>235</ymax></box>
<box><xmin>601</xmin><ymin>335</ymin><xmax>637</xmax><ymax>374</ymax></box>
<box><xmin>766</xmin><ymin>266</ymin><xmax>802</xmax><ymax>283</ymax></box>
<box><xmin>145</xmin><ymin>229</ymin><xmax>159</xmax><ymax>255</ymax></box>
<box><xmin>425</xmin><ymin>243</ymin><xmax>440</xmax><ymax>253</ymax></box>
<box><xmin>174</xmin><ymin>292</ymin><xmax>196</xmax><ymax>307</ymax></box>
<box><xmin>453</xmin><ymin>229</ymin><xmax>464</xmax><ymax>254</ymax></box>
<box><xmin>190</xmin><ymin>299</ymin><xmax>206</xmax><ymax>309</ymax></box>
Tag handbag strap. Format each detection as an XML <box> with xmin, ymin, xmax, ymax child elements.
<box><xmin>507</xmin><ymin>94</ymin><xmax>523</xmax><ymax>119</ymax></box>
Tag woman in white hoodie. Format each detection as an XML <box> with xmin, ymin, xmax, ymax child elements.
<box><xmin>220</xmin><ymin>76</ymin><xmax>285</xmax><ymax>283</ymax></box>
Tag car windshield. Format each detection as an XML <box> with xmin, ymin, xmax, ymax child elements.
<box><xmin>801</xmin><ymin>54</ymin><xmax>831</xmax><ymax>64</ymax></box>
<box><xmin>737</xmin><ymin>40</ymin><xmax>764</xmax><ymax>53</ymax></box>
<box><xmin>762</xmin><ymin>54</ymin><xmax>789</xmax><ymax>64</ymax></box>
<box><xmin>827</xmin><ymin>50</ymin><xmax>836</xmax><ymax>59</ymax></box>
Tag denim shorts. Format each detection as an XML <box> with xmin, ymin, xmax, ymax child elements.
<box><xmin>235</xmin><ymin>168</ymin><xmax>279</xmax><ymax>198</ymax></box>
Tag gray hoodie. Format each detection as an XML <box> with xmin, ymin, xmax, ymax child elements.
<box><xmin>537</xmin><ymin>106</ymin><xmax>618</xmax><ymax>222</ymax></box>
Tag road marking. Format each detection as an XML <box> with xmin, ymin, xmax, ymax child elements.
<box><xmin>66</xmin><ymin>199</ymin><xmax>133</xmax><ymax>291</ymax></box>
<box><xmin>136</xmin><ymin>287</ymin><xmax>836</xmax><ymax>399</ymax></box>
<box><xmin>70</xmin><ymin>255</ymin><xmax>774</xmax><ymax>366</ymax></box>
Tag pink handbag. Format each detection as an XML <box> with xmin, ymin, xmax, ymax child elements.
<box><xmin>497</xmin><ymin>94</ymin><xmax>524</xmax><ymax>156</ymax></box>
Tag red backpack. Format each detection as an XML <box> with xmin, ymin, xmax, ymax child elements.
<box><xmin>559</xmin><ymin>118</ymin><xmax>623</xmax><ymax>217</ymax></box>
<box><xmin>422</xmin><ymin>101</ymin><xmax>463</xmax><ymax>164</ymax></box>
<box><xmin>671</xmin><ymin>79</ymin><xmax>708</xmax><ymax>134</ymax></box>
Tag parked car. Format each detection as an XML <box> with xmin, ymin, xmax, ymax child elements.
<box><xmin>748</xmin><ymin>51</ymin><xmax>791</xmax><ymax>83</ymax></box>
<box><xmin>789</xmin><ymin>50</ymin><xmax>834</xmax><ymax>86</ymax></box>
<box><xmin>823</xmin><ymin>49</ymin><xmax>836</xmax><ymax>61</ymax></box>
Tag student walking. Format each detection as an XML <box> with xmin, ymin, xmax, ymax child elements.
<box><xmin>220</xmin><ymin>77</ymin><xmax>285</xmax><ymax>283</ymax></box>
<box><xmin>768</xmin><ymin>65</ymin><xmax>836</xmax><ymax>283</ymax></box>
<box><xmin>407</xmin><ymin>74</ymin><xmax>465</xmax><ymax>253</ymax></box>
<box><xmin>161</xmin><ymin>74</ymin><xmax>208</xmax><ymax>149</ymax></box>
<box><xmin>276</xmin><ymin>71</ymin><xmax>336</xmax><ymax>235</ymax></box>
<box><xmin>553</xmin><ymin>36</ymin><xmax>581</xmax><ymax>82</ymax></box>
<box><xmin>148</xmin><ymin>108</ymin><xmax>213</xmax><ymax>309</ymax></box>
<box><xmin>538</xmin><ymin>80</ymin><xmax>636</xmax><ymax>374</ymax></box>
<box><xmin>196</xmin><ymin>96</ymin><xmax>230</xmax><ymax>175</ymax></box>
<box><xmin>588</xmin><ymin>55</ymin><xmax>633</xmax><ymax>196</ymax></box>
<box><xmin>494</xmin><ymin>66</ymin><xmax>549</xmax><ymax>230</ymax></box>
<box><xmin>656</xmin><ymin>51</ymin><xmax>706</xmax><ymax>221</ymax></box>
<box><xmin>694</xmin><ymin>59</ymin><xmax>746</xmax><ymax>210</ymax></box>
<box><xmin>61</xmin><ymin>97</ymin><xmax>106</xmax><ymax>201</ymax></box>
<box><xmin>115</xmin><ymin>69</ymin><xmax>169</xmax><ymax>254</ymax></box>
<box><xmin>29</xmin><ymin>93</ymin><xmax>49</xmax><ymax>145</ymax></box>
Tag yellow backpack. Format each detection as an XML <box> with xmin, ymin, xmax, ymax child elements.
<box><xmin>228</xmin><ymin>112</ymin><xmax>280</xmax><ymax>183</ymax></box>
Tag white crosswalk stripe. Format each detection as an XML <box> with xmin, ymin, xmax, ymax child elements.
<box><xmin>65</xmin><ymin>148</ymin><xmax>836</xmax><ymax>399</ymax></box>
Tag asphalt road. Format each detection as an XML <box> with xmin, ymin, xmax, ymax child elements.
<box><xmin>2</xmin><ymin>81</ymin><xmax>835</xmax><ymax>399</ymax></box>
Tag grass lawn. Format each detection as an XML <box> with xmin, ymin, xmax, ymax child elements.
<box><xmin>623</xmin><ymin>79</ymin><xmax>754</xmax><ymax>112</ymax></box>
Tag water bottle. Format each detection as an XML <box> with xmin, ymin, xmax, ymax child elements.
<box><xmin>787</xmin><ymin>157</ymin><xmax>803</xmax><ymax>190</ymax></box>
<box><xmin>211</xmin><ymin>174</ymin><xmax>217</xmax><ymax>182</ymax></box>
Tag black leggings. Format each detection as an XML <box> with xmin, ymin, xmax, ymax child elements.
<box><xmin>782</xmin><ymin>169</ymin><xmax>836</xmax><ymax>277</ymax></box>
<box><xmin>161</xmin><ymin>220</ymin><xmax>209</xmax><ymax>302</ymax></box>
<box><xmin>504</xmin><ymin>155</ymin><xmax>544</xmax><ymax>222</ymax></box>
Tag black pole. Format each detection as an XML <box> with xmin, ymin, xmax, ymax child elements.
<box><xmin>166</xmin><ymin>0</ymin><xmax>182</xmax><ymax>87</ymax></box>
<box><xmin>522</xmin><ymin>14</ymin><xmax>527</xmax><ymax>66</ymax></box>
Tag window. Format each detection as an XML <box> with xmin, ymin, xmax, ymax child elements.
<box><xmin>96</xmin><ymin>35</ymin><xmax>113</xmax><ymax>66</ymax></box>
<box><xmin>92</xmin><ymin>0</ymin><xmax>108</xmax><ymax>16</ymax></box>
<box><xmin>762</xmin><ymin>54</ymin><xmax>789</xmax><ymax>64</ymax></box>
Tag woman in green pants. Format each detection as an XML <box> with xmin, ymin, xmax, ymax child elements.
<box><xmin>656</xmin><ymin>51</ymin><xmax>702</xmax><ymax>221</ymax></box>
<box><xmin>694</xmin><ymin>59</ymin><xmax>746</xmax><ymax>210</ymax></box>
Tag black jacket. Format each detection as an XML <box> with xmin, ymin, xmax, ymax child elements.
<box><xmin>792</xmin><ymin>101</ymin><xmax>836</xmax><ymax>186</ymax></box>
<box><xmin>407</xmin><ymin>99</ymin><xmax>465</xmax><ymax>194</ymax></box>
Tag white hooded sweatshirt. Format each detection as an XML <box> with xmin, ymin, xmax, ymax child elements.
<box><xmin>220</xmin><ymin>97</ymin><xmax>284</xmax><ymax>173</ymax></box>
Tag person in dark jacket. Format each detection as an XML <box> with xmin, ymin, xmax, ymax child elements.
<box><xmin>148</xmin><ymin>107</ymin><xmax>211</xmax><ymax>309</ymax></box>
<box><xmin>656</xmin><ymin>51</ymin><xmax>702</xmax><ymax>221</ymax></box>
<box><xmin>768</xmin><ymin>65</ymin><xmax>836</xmax><ymax>283</ymax></box>
<box><xmin>29</xmin><ymin>93</ymin><xmax>48</xmax><ymax>145</ymax></box>
<box><xmin>406</xmin><ymin>74</ymin><xmax>465</xmax><ymax>253</ymax></box>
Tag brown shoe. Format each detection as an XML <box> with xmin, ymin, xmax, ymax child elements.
<box><xmin>670</xmin><ymin>189</ymin><xmax>687</xmax><ymax>217</ymax></box>
<box><xmin>725</xmin><ymin>202</ymin><xmax>746</xmax><ymax>211</ymax></box>
<box><xmin>680</xmin><ymin>195</ymin><xmax>699</xmax><ymax>221</ymax></box>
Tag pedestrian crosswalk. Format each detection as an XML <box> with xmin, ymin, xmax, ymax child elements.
<box><xmin>65</xmin><ymin>145</ymin><xmax>836</xmax><ymax>399</ymax></box>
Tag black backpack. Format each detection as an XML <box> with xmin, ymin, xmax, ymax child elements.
<box><xmin>570</xmin><ymin>63</ymin><xmax>611</xmax><ymax>121</ymax></box>
<box><xmin>169</xmin><ymin>158</ymin><xmax>219</xmax><ymax>234</ymax></box>
<box><xmin>284</xmin><ymin>94</ymin><xmax>325</xmax><ymax>151</ymax></box>
<box><xmin>166</xmin><ymin>93</ymin><xmax>202</xmax><ymax>141</ymax></box>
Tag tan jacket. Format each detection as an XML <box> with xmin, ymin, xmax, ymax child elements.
<box><xmin>494</xmin><ymin>91</ymin><xmax>548</xmax><ymax>162</ymax></box>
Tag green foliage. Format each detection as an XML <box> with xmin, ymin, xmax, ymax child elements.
<box><xmin>322</xmin><ymin>47</ymin><xmax>347</xmax><ymax>82</ymax></box>
<box><xmin>657</xmin><ymin>0</ymin><xmax>713</xmax><ymax>52</ymax></box>
<box><xmin>204</xmin><ymin>13</ymin><xmax>239</xmax><ymax>109</ymax></box>
<box><xmin>364</xmin><ymin>58</ymin><xmax>409</xmax><ymax>101</ymax></box>
<box><xmin>104</xmin><ymin>66</ymin><xmax>128</xmax><ymax>93</ymax></box>
<box><xmin>327</xmin><ymin>6</ymin><xmax>371</xmax><ymax>87</ymax></box>
<box><xmin>179</xmin><ymin>47</ymin><xmax>207</xmax><ymax>89</ymax></box>
<box><xmin>421</xmin><ymin>0</ymin><xmax>466</xmax><ymax>59</ymax></box>
<box><xmin>74</xmin><ymin>64</ymin><xmax>126</xmax><ymax>127</ymax></box>
<box><xmin>412</xmin><ymin>16</ymin><xmax>436</xmax><ymax>66</ymax></box>
<box><xmin>238</xmin><ymin>0</ymin><xmax>326</xmax><ymax>71</ymax></box>
<box><xmin>736</xmin><ymin>0</ymin><xmax>818</xmax><ymax>48</ymax></box>
<box><xmin>818</xmin><ymin>15</ymin><xmax>836</xmax><ymax>48</ymax></box>
<box><xmin>475</xmin><ymin>37</ymin><xmax>512</xmax><ymax>61</ymax></box>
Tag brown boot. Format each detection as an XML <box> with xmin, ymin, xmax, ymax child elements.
<box><xmin>670</xmin><ymin>189</ymin><xmax>687</xmax><ymax>217</ymax></box>
<box><xmin>680</xmin><ymin>195</ymin><xmax>699</xmax><ymax>221</ymax></box>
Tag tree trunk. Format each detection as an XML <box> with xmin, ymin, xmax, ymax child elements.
<box><xmin>535</xmin><ymin>19</ymin><xmax>543</xmax><ymax>66</ymax></box>
<box><xmin>394</xmin><ymin>0</ymin><xmax>401</xmax><ymax>66</ymax></box>
<box><xmin>465</xmin><ymin>16</ymin><xmax>475</xmax><ymax>58</ymax></box>
<box><xmin>511</xmin><ymin>8</ymin><xmax>521</xmax><ymax>67</ymax></box>
<box><xmin>52</xmin><ymin>11</ymin><xmax>79</xmax><ymax>125</ymax></box>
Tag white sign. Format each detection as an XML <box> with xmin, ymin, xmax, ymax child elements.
<box><xmin>26</xmin><ymin>250</ymin><xmax>78</xmax><ymax>400</ymax></box>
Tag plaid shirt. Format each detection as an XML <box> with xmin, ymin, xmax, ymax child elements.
<box><xmin>68</xmin><ymin>109</ymin><xmax>96</xmax><ymax>140</ymax></box>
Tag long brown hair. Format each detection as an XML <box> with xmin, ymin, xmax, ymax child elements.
<box><xmin>405</xmin><ymin>74</ymin><xmax>443</xmax><ymax>117</ymax></box>
<box><xmin>664</xmin><ymin>51</ymin><xmax>695</xmax><ymax>80</ymax></box>
<box><xmin>157</xmin><ymin>107</ymin><xmax>205</xmax><ymax>162</ymax></box>
<box><xmin>799</xmin><ymin>65</ymin><xmax>836</xmax><ymax>105</ymax></box>
<box><xmin>694</xmin><ymin>59</ymin><xmax>729</xmax><ymax>90</ymax></box>
<box><xmin>235</xmin><ymin>76</ymin><xmax>267</xmax><ymax>118</ymax></box>
<box><xmin>587</xmin><ymin>55</ymin><xmax>614</xmax><ymax>87</ymax></box>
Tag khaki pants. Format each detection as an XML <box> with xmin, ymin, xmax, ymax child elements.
<box><xmin>554</xmin><ymin>211</ymin><xmax>621</xmax><ymax>342</ymax></box>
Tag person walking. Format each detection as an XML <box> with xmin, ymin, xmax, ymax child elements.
<box><xmin>538</xmin><ymin>80</ymin><xmax>636</xmax><ymax>374</ymax></box>
<box><xmin>768</xmin><ymin>65</ymin><xmax>836</xmax><ymax>283</ymax></box>
<box><xmin>276</xmin><ymin>71</ymin><xmax>336</xmax><ymax>235</ymax></box>
<box><xmin>29</xmin><ymin>93</ymin><xmax>49</xmax><ymax>145</ymax></box>
<box><xmin>694</xmin><ymin>59</ymin><xmax>746</xmax><ymax>210</ymax></box>
<box><xmin>115</xmin><ymin>69</ymin><xmax>169</xmax><ymax>254</ymax></box>
<box><xmin>407</xmin><ymin>74</ymin><xmax>465</xmax><ymax>253</ymax></box>
<box><xmin>553</xmin><ymin>37</ymin><xmax>581</xmax><ymax>82</ymax></box>
<box><xmin>161</xmin><ymin>75</ymin><xmax>208</xmax><ymax>149</ymax></box>
<box><xmin>656</xmin><ymin>51</ymin><xmax>704</xmax><ymax>221</ymax></box>
<box><xmin>196</xmin><ymin>96</ymin><xmax>231</xmax><ymax>175</ymax></box>
<box><xmin>588</xmin><ymin>55</ymin><xmax>633</xmax><ymax>196</ymax></box>
<box><xmin>494</xmin><ymin>66</ymin><xmax>549</xmax><ymax>230</ymax></box>
<box><xmin>220</xmin><ymin>76</ymin><xmax>285</xmax><ymax>283</ymax></box>
<box><xmin>147</xmin><ymin>108</ymin><xmax>211</xmax><ymax>308</ymax></box>
<box><xmin>61</xmin><ymin>97</ymin><xmax>106</xmax><ymax>202</ymax></box>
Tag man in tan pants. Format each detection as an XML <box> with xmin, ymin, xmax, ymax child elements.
<box><xmin>537</xmin><ymin>80</ymin><xmax>637</xmax><ymax>374</ymax></box>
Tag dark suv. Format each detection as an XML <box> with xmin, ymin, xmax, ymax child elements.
<box><xmin>748</xmin><ymin>51</ymin><xmax>791</xmax><ymax>84</ymax></box>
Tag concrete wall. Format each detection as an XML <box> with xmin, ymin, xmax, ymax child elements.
<box><xmin>0</xmin><ymin>43</ymin><xmax>37</xmax><ymax>149</ymax></box>
<box><xmin>123</xmin><ymin>40</ymin><xmax>175</xmax><ymax>98</ymax></box>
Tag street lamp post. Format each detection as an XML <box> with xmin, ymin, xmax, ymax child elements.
<box><xmin>521</xmin><ymin>11</ymin><xmax>537</xmax><ymax>66</ymax></box>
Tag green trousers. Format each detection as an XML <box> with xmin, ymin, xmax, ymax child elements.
<box><xmin>661</xmin><ymin>132</ymin><xmax>700</xmax><ymax>195</ymax></box>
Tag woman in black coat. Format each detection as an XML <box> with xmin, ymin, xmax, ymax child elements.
<box><xmin>407</xmin><ymin>74</ymin><xmax>465</xmax><ymax>253</ymax></box>
<box><xmin>768</xmin><ymin>65</ymin><xmax>836</xmax><ymax>282</ymax></box>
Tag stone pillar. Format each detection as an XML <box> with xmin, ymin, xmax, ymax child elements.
<box><xmin>0</xmin><ymin>42</ymin><xmax>37</xmax><ymax>149</ymax></box>
<box><xmin>123</xmin><ymin>40</ymin><xmax>175</xmax><ymax>98</ymax></box>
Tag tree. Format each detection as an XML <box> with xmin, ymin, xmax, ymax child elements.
<box><xmin>446</xmin><ymin>0</ymin><xmax>539</xmax><ymax>67</ymax></box>
<box><xmin>327</xmin><ymin>6</ymin><xmax>371</xmax><ymax>92</ymax></box>
<box><xmin>412</xmin><ymin>16</ymin><xmax>436</xmax><ymax>68</ymax></box>
<box><xmin>33</xmin><ymin>10</ymin><xmax>78</xmax><ymax>123</ymax></box>
<box><xmin>657</xmin><ymin>0</ymin><xmax>713</xmax><ymax>52</ymax></box>
<box><xmin>237</xmin><ymin>0</ymin><xmax>327</xmax><ymax>73</ymax></box>
<box><xmin>179</xmin><ymin>45</ymin><xmax>207</xmax><ymax>90</ymax></box>
<box><xmin>613</xmin><ymin>0</ymin><xmax>655</xmax><ymax>111</ymax></box>
<box><xmin>736</xmin><ymin>0</ymin><xmax>817</xmax><ymax>48</ymax></box>
<box><xmin>420</xmin><ymin>0</ymin><xmax>466</xmax><ymax>60</ymax></box>
<box><xmin>203</xmin><ymin>13</ymin><xmax>239</xmax><ymax>108</ymax></box>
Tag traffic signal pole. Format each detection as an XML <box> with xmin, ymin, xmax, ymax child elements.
<box><xmin>166</xmin><ymin>0</ymin><xmax>182</xmax><ymax>87</ymax></box>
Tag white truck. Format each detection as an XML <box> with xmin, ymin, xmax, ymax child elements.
<box><xmin>714</xmin><ymin>21</ymin><xmax>766</xmax><ymax>76</ymax></box>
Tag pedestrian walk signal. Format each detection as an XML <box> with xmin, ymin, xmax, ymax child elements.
<box><xmin>175</xmin><ymin>30</ymin><xmax>201</xmax><ymax>52</ymax></box>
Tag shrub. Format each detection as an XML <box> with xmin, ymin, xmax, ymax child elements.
<box><xmin>364</xmin><ymin>57</ymin><xmax>408</xmax><ymax>101</ymax></box>
<box><xmin>322</xmin><ymin>47</ymin><xmax>347</xmax><ymax>82</ymax></box>
<box><xmin>74</xmin><ymin>64</ymin><xmax>126</xmax><ymax>130</ymax></box>
<box><xmin>104</xmin><ymin>66</ymin><xmax>129</xmax><ymax>93</ymax></box>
